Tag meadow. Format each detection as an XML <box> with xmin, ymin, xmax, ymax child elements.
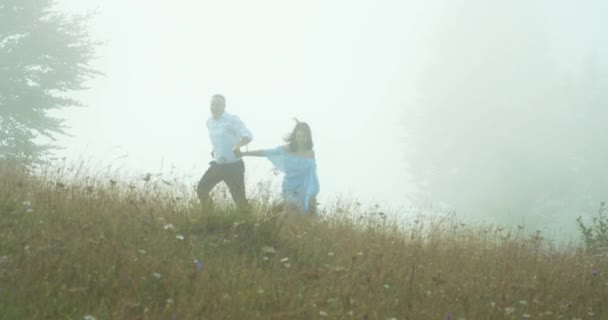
<box><xmin>0</xmin><ymin>160</ymin><xmax>606</xmax><ymax>319</ymax></box>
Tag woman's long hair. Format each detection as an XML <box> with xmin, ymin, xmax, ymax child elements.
<box><xmin>285</xmin><ymin>121</ymin><xmax>314</xmax><ymax>152</ymax></box>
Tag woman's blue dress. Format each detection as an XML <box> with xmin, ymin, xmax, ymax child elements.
<box><xmin>263</xmin><ymin>146</ymin><xmax>320</xmax><ymax>213</ymax></box>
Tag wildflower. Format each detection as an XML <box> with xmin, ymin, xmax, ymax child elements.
<box><xmin>490</xmin><ymin>302</ymin><xmax>496</xmax><ymax>308</ymax></box>
<box><xmin>319</xmin><ymin>311</ymin><xmax>328</xmax><ymax>317</ymax></box>
<box><xmin>166</xmin><ymin>298</ymin><xmax>174</xmax><ymax>305</ymax></box>
<box><xmin>328</xmin><ymin>252</ymin><xmax>335</xmax><ymax>256</ymax></box>
<box><xmin>83</xmin><ymin>315</ymin><xmax>96</xmax><ymax>320</ymax></box>
<box><xmin>284</xmin><ymin>263</ymin><xmax>291</xmax><ymax>268</ymax></box>
<box><xmin>176</xmin><ymin>235</ymin><xmax>185</xmax><ymax>240</ymax></box>
<box><xmin>387</xmin><ymin>318</ymin><xmax>398</xmax><ymax>320</ymax></box>
<box><xmin>163</xmin><ymin>224</ymin><xmax>175</xmax><ymax>231</ymax></box>
<box><xmin>280</xmin><ymin>257</ymin><xmax>289</xmax><ymax>263</ymax></box>
<box><xmin>138</xmin><ymin>249</ymin><xmax>146</xmax><ymax>255</ymax></box>
<box><xmin>194</xmin><ymin>259</ymin><xmax>203</xmax><ymax>272</ymax></box>
<box><xmin>153</xmin><ymin>272</ymin><xmax>162</xmax><ymax>279</ymax></box>
<box><xmin>263</xmin><ymin>256</ymin><xmax>269</xmax><ymax>261</ymax></box>
<box><xmin>261</xmin><ymin>246</ymin><xmax>277</xmax><ymax>254</ymax></box>
<box><xmin>384</xmin><ymin>284</ymin><xmax>390</xmax><ymax>289</ymax></box>
<box><xmin>504</xmin><ymin>307</ymin><xmax>515</xmax><ymax>315</ymax></box>
<box><xmin>522</xmin><ymin>314</ymin><xmax>530</xmax><ymax>319</ymax></box>
<box><xmin>519</xmin><ymin>300</ymin><xmax>528</xmax><ymax>305</ymax></box>
<box><xmin>257</xmin><ymin>288</ymin><xmax>264</xmax><ymax>294</ymax></box>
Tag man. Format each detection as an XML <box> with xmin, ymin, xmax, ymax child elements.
<box><xmin>197</xmin><ymin>94</ymin><xmax>253</xmax><ymax>211</ymax></box>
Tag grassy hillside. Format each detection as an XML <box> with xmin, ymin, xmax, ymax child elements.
<box><xmin>0</xmin><ymin>161</ymin><xmax>606</xmax><ymax>319</ymax></box>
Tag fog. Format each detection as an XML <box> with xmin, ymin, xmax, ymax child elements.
<box><xmin>52</xmin><ymin>0</ymin><xmax>607</xmax><ymax>239</ymax></box>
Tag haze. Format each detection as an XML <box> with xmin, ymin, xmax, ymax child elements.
<box><xmin>52</xmin><ymin>0</ymin><xmax>607</xmax><ymax>240</ymax></box>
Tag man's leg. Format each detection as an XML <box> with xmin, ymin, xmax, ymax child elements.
<box><xmin>196</xmin><ymin>163</ymin><xmax>223</xmax><ymax>210</ymax></box>
<box><xmin>224</xmin><ymin>160</ymin><xmax>249</xmax><ymax>211</ymax></box>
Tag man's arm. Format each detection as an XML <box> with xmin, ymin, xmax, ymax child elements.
<box><xmin>237</xmin><ymin>136</ymin><xmax>252</xmax><ymax>148</ymax></box>
<box><xmin>231</xmin><ymin>116</ymin><xmax>253</xmax><ymax>147</ymax></box>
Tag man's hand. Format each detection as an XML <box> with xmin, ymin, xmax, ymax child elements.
<box><xmin>233</xmin><ymin>146</ymin><xmax>243</xmax><ymax>158</ymax></box>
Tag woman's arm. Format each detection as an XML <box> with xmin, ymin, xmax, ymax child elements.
<box><xmin>234</xmin><ymin>148</ymin><xmax>266</xmax><ymax>157</ymax></box>
<box><xmin>234</xmin><ymin>145</ymin><xmax>287</xmax><ymax>158</ymax></box>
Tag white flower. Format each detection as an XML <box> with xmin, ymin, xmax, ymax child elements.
<box><xmin>284</xmin><ymin>263</ymin><xmax>291</xmax><ymax>268</ymax></box>
<box><xmin>328</xmin><ymin>252</ymin><xmax>335</xmax><ymax>256</ymax></box>
<box><xmin>83</xmin><ymin>315</ymin><xmax>96</xmax><ymax>320</ymax></box>
<box><xmin>504</xmin><ymin>307</ymin><xmax>515</xmax><ymax>315</ymax></box>
<box><xmin>176</xmin><ymin>235</ymin><xmax>185</xmax><ymax>240</ymax></box>
<box><xmin>280</xmin><ymin>257</ymin><xmax>289</xmax><ymax>263</ymax></box>
<box><xmin>138</xmin><ymin>249</ymin><xmax>146</xmax><ymax>254</ymax></box>
<box><xmin>153</xmin><ymin>272</ymin><xmax>162</xmax><ymax>279</ymax></box>
<box><xmin>163</xmin><ymin>224</ymin><xmax>175</xmax><ymax>231</ymax></box>
<box><xmin>257</xmin><ymin>288</ymin><xmax>264</xmax><ymax>294</ymax></box>
<box><xmin>319</xmin><ymin>311</ymin><xmax>328</xmax><ymax>317</ymax></box>
<box><xmin>384</xmin><ymin>284</ymin><xmax>390</xmax><ymax>289</ymax></box>
<box><xmin>261</xmin><ymin>246</ymin><xmax>277</xmax><ymax>254</ymax></box>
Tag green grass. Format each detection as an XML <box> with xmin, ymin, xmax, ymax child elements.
<box><xmin>0</xmin><ymin>160</ymin><xmax>606</xmax><ymax>319</ymax></box>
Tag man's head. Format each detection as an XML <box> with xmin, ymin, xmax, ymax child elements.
<box><xmin>210</xmin><ymin>94</ymin><xmax>226</xmax><ymax>118</ymax></box>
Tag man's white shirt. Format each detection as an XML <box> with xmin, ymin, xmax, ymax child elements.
<box><xmin>207</xmin><ymin>112</ymin><xmax>253</xmax><ymax>164</ymax></box>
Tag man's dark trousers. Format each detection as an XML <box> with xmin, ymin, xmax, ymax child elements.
<box><xmin>197</xmin><ymin>159</ymin><xmax>248</xmax><ymax>210</ymax></box>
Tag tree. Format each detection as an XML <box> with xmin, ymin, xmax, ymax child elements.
<box><xmin>405</xmin><ymin>0</ymin><xmax>608</xmax><ymax>233</ymax></box>
<box><xmin>0</xmin><ymin>0</ymin><xmax>99</xmax><ymax>162</ymax></box>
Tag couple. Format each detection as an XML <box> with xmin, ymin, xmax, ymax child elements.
<box><xmin>196</xmin><ymin>94</ymin><xmax>320</xmax><ymax>214</ymax></box>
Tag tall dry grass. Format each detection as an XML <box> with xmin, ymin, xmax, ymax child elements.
<box><xmin>0</xmin><ymin>159</ymin><xmax>606</xmax><ymax>319</ymax></box>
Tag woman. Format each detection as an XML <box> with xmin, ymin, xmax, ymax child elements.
<box><xmin>234</xmin><ymin>121</ymin><xmax>320</xmax><ymax>214</ymax></box>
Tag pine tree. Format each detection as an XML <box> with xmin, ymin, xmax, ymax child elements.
<box><xmin>0</xmin><ymin>0</ymin><xmax>99</xmax><ymax>162</ymax></box>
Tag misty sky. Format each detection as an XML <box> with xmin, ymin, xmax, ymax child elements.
<box><xmin>52</xmin><ymin>0</ymin><xmax>607</xmax><ymax>214</ymax></box>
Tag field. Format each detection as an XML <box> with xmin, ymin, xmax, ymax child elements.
<box><xmin>0</xmin><ymin>160</ymin><xmax>606</xmax><ymax>319</ymax></box>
